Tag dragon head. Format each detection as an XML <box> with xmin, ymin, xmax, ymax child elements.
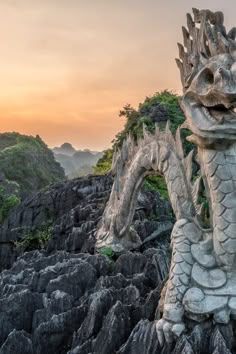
<box><xmin>177</xmin><ymin>9</ymin><xmax>236</xmax><ymax>144</ymax></box>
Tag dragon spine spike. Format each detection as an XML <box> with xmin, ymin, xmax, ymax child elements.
<box><xmin>191</xmin><ymin>176</ymin><xmax>202</xmax><ymax>208</ymax></box>
<box><xmin>111</xmin><ymin>150</ymin><xmax>118</xmax><ymax>170</ymax></box>
<box><xmin>142</xmin><ymin>124</ymin><xmax>151</xmax><ymax>143</ymax></box>
<box><xmin>184</xmin><ymin>150</ymin><xmax>194</xmax><ymax>183</ymax></box>
<box><xmin>126</xmin><ymin>132</ymin><xmax>132</xmax><ymax>144</ymax></box>
<box><xmin>175</xmin><ymin>59</ymin><xmax>185</xmax><ymax>87</ymax></box>
<box><xmin>229</xmin><ymin>39</ymin><xmax>236</xmax><ymax>60</ymax></box>
<box><xmin>182</xmin><ymin>26</ymin><xmax>191</xmax><ymax>53</ymax></box>
<box><xmin>137</xmin><ymin>137</ymin><xmax>144</xmax><ymax>149</ymax></box>
<box><xmin>205</xmin><ymin>21</ymin><xmax>218</xmax><ymax>56</ymax></box>
<box><xmin>186</xmin><ymin>13</ymin><xmax>195</xmax><ymax>38</ymax></box>
<box><xmin>125</xmin><ymin>133</ymin><xmax>134</xmax><ymax>159</ymax></box>
<box><xmin>228</xmin><ymin>27</ymin><xmax>236</xmax><ymax>40</ymax></box>
<box><xmin>155</xmin><ymin>123</ymin><xmax>160</xmax><ymax>139</ymax></box>
<box><xmin>120</xmin><ymin>139</ymin><xmax>129</xmax><ymax>162</ymax></box>
<box><xmin>217</xmin><ymin>32</ymin><xmax>229</xmax><ymax>53</ymax></box>
<box><xmin>175</xmin><ymin>127</ymin><xmax>184</xmax><ymax>159</ymax></box>
<box><xmin>177</xmin><ymin>43</ymin><xmax>186</xmax><ymax>62</ymax></box>
<box><xmin>165</xmin><ymin>121</ymin><xmax>175</xmax><ymax>148</ymax></box>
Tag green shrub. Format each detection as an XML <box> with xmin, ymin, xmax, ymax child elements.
<box><xmin>93</xmin><ymin>149</ymin><xmax>113</xmax><ymax>175</ymax></box>
<box><xmin>111</xmin><ymin>90</ymin><xmax>192</xmax><ymax>150</ymax></box>
<box><xmin>100</xmin><ymin>247</ymin><xmax>114</xmax><ymax>259</ymax></box>
<box><xmin>143</xmin><ymin>175</ymin><xmax>169</xmax><ymax>200</ymax></box>
<box><xmin>14</xmin><ymin>226</ymin><xmax>52</xmax><ymax>252</ymax></box>
<box><xmin>0</xmin><ymin>187</ymin><xmax>20</xmax><ymax>222</ymax></box>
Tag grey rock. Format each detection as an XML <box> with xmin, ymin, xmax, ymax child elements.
<box><xmin>33</xmin><ymin>305</ymin><xmax>88</xmax><ymax>354</ymax></box>
<box><xmin>92</xmin><ymin>301</ymin><xmax>131</xmax><ymax>354</ymax></box>
<box><xmin>46</xmin><ymin>262</ymin><xmax>97</xmax><ymax>299</ymax></box>
<box><xmin>113</xmin><ymin>252</ymin><xmax>147</xmax><ymax>277</ymax></box>
<box><xmin>117</xmin><ymin>319</ymin><xmax>161</xmax><ymax>354</ymax></box>
<box><xmin>0</xmin><ymin>330</ymin><xmax>33</xmax><ymax>354</ymax></box>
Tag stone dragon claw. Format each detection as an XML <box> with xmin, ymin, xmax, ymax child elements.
<box><xmin>156</xmin><ymin>318</ymin><xmax>185</xmax><ymax>346</ymax></box>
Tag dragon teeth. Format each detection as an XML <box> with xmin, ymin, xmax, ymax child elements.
<box><xmin>202</xmin><ymin>107</ymin><xmax>217</xmax><ymax>123</ymax></box>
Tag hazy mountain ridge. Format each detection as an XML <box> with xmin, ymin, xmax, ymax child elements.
<box><xmin>52</xmin><ymin>143</ymin><xmax>103</xmax><ymax>178</ymax></box>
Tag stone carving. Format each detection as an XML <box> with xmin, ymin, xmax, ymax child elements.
<box><xmin>96</xmin><ymin>8</ymin><xmax>236</xmax><ymax>346</ymax></box>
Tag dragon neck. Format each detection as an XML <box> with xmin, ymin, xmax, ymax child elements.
<box><xmin>198</xmin><ymin>143</ymin><xmax>236</xmax><ymax>267</ymax></box>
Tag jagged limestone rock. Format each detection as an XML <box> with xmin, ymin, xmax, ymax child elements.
<box><xmin>96</xmin><ymin>8</ymin><xmax>236</xmax><ymax>347</ymax></box>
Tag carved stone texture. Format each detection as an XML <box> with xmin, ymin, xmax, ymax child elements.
<box><xmin>96</xmin><ymin>124</ymin><xmax>196</xmax><ymax>253</ymax></box>
<box><xmin>96</xmin><ymin>7</ymin><xmax>236</xmax><ymax>347</ymax></box>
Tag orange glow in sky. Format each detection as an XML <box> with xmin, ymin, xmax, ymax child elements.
<box><xmin>0</xmin><ymin>0</ymin><xmax>235</xmax><ymax>150</ymax></box>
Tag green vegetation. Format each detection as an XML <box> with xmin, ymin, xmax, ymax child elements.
<box><xmin>94</xmin><ymin>90</ymin><xmax>194</xmax><ymax>199</ymax></box>
<box><xmin>0</xmin><ymin>132</ymin><xmax>65</xmax><ymax>195</ymax></box>
<box><xmin>100</xmin><ymin>246</ymin><xmax>114</xmax><ymax>259</ymax></box>
<box><xmin>112</xmin><ymin>90</ymin><xmax>191</xmax><ymax>150</ymax></box>
<box><xmin>0</xmin><ymin>186</ymin><xmax>20</xmax><ymax>222</ymax></box>
<box><xmin>14</xmin><ymin>225</ymin><xmax>52</xmax><ymax>253</ymax></box>
<box><xmin>143</xmin><ymin>175</ymin><xmax>169</xmax><ymax>200</ymax></box>
<box><xmin>93</xmin><ymin>149</ymin><xmax>113</xmax><ymax>175</ymax></box>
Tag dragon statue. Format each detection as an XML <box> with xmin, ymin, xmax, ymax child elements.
<box><xmin>96</xmin><ymin>8</ymin><xmax>236</xmax><ymax>345</ymax></box>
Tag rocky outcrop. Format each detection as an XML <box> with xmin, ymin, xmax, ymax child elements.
<box><xmin>0</xmin><ymin>175</ymin><xmax>112</xmax><ymax>270</ymax></box>
<box><xmin>0</xmin><ymin>174</ymin><xmax>173</xmax><ymax>270</ymax></box>
<box><xmin>0</xmin><ymin>241</ymin><xmax>235</xmax><ymax>353</ymax></box>
<box><xmin>0</xmin><ymin>247</ymin><xmax>169</xmax><ymax>354</ymax></box>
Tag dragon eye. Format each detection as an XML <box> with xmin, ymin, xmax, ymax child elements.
<box><xmin>196</xmin><ymin>68</ymin><xmax>214</xmax><ymax>93</ymax></box>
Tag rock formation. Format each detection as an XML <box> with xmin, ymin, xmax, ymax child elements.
<box><xmin>0</xmin><ymin>174</ymin><xmax>174</xmax><ymax>353</ymax></box>
<box><xmin>0</xmin><ymin>174</ymin><xmax>172</xmax><ymax>271</ymax></box>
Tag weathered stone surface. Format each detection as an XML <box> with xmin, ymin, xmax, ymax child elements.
<box><xmin>0</xmin><ymin>330</ymin><xmax>33</xmax><ymax>354</ymax></box>
<box><xmin>117</xmin><ymin>319</ymin><xmax>160</xmax><ymax>354</ymax></box>
<box><xmin>0</xmin><ymin>242</ymin><xmax>171</xmax><ymax>354</ymax></box>
<box><xmin>1</xmin><ymin>235</ymin><xmax>235</xmax><ymax>354</ymax></box>
<box><xmin>0</xmin><ymin>175</ymin><xmax>113</xmax><ymax>270</ymax></box>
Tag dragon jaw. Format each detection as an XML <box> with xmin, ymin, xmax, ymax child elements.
<box><xmin>181</xmin><ymin>54</ymin><xmax>236</xmax><ymax>141</ymax></box>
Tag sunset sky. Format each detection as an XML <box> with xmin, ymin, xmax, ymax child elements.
<box><xmin>1</xmin><ymin>0</ymin><xmax>236</xmax><ymax>150</ymax></box>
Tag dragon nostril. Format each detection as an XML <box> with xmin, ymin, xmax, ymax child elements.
<box><xmin>204</xmin><ymin>70</ymin><xmax>214</xmax><ymax>84</ymax></box>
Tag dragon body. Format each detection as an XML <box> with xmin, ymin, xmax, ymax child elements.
<box><xmin>96</xmin><ymin>8</ymin><xmax>236</xmax><ymax>345</ymax></box>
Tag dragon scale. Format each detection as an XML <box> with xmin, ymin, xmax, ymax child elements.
<box><xmin>199</xmin><ymin>145</ymin><xmax>236</xmax><ymax>269</ymax></box>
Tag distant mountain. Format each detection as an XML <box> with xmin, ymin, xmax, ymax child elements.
<box><xmin>0</xmin><ymin>132</ymin><xmax>65</xmax><ymax>221</ymax></box>
<box><xmin>52</xmin><ymin>143</ymin><xmax>103</xmax><ymax>178</ymax></box>
<box><xmin>52</xmin><ymin>142</ymin><xmax>76</xmax><ymax>156</ymax></box>
<box><xmin>0</xmin><ymin>133</ymin><xmax>65</xmax><ymax>195</ymax></box>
